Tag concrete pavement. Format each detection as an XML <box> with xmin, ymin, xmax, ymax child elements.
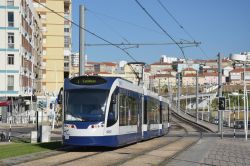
<box><xmin>166</xmin><ymin>137</ymin><xmax>250</xmax><ymax>166</ymax></box>
<box><xmin>0</xmin><ymin>123</ymin><xmax>62</xmax><ymax>143</ymax></box>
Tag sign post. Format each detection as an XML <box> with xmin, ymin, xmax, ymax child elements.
<box><xmin>219</xmin><ymin>97</ymin><xmax>225</xmax><ymax>139</ymax></box>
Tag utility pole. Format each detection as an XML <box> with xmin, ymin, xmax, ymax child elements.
<box><xmin>185</xmin><ymin>82</ymin><xmax>188</xmax><ymax>114</ymax></box>
<box><xmin>196</xmin><ymin>70</ymin><xmax>199</xmax><ymax>122</ymax></box>
<box><xmin>218</xmin><ymin>53</ymin><xmax>223</xmax><ymax>133</ymax></box>
<box><xmin>177</xmin><ymin>73</ymin><xmax>181</xmax><ymax>113</ymax></box>
<box><xmin>79</xmin><ymin>5</ymin><xmax>85</xmax><ymax>76</ymax></box>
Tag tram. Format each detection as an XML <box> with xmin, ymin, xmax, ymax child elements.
<box><xmin>60</xmin><ymin>75</ymin><xmax>170</xmax><ymax>147</ymax></box>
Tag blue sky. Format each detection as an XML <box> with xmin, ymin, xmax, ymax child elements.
<box><xmin>72</xmin><ymin>0</ymin><xmax>250</xmax><ymax>64</ymax></box>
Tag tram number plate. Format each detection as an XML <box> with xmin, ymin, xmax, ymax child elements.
<box><xmin>106</xmin><ymin>130</ymin><xmax>112</xmax><ymax>134</ymax></box>
<box><xmin>64</xmin><ymin>135</ymin><xmax>69</xmax><ymax>139</ymax></box>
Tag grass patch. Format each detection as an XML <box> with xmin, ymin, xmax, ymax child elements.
<box><xmin>0</xmin><ymin>141</ymin><xmax>62</xmax><ymax>160</ymax></box>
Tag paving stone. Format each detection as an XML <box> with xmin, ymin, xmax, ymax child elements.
<box><xmin>203</xmin><ymin>158</ymin><xmax>213</xmax><ymax>165</ymax></box>
<box><xmin>212</xmin><ymin>159</ymin><xmax>220</xmax><ymax>165</ymax></box>
<box><xmin>228</xmin><ymin>162</ymin><xmax>236</xmax><ymax>166</ymax></box>
<box><xmin>244</xmin><ymin>155</ymin><xmax>250</xmax><ymax>159</ymax></box>
<box><xmin>210</xmin><ymin>151</ymin><xmax>217</xmax><ymax>155</ymax></box>
<box><xmin>236</xmin><ymin>164</ymin><xmax>244</xmax><ymax>166</ymax></box>
<box><xmin>216</xmin><ymin>155</ymin><xmax>223</xmax><ymax>160</ymax></box>
<box><xmin>222</xmin><ymin>156</ymin><xmax>230</xmax><ymax>162</ymax></box>
<box><xmin>229</xmin><ymin>157</ymin><xmax>237</xmax><ymax>163</ymax></box>
<box><xmin>208</xmin><ymin>154</ymin><xmax>216</xmax><ymax>159</ymax></box>
<box><xmin>236</xmin><ymin>157</ymin><xmax>244</xmax><ymax>164</ymax></box>
<box><xmin>244</xmin><ymin>159</ymin><xmax>250</xmax><ymax>164</ymax></box>
<box><xmin>219</xmin><ymin>160</ymin><xmax>228</xmax><ymax>166</ymax></box>
<box><xmin>166</xmin><ymin>137</ymin><xmax>250</xmax><ymax>166</ymax></box>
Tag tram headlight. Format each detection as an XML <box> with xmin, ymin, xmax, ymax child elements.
<box><xmin>90</xmin><ymin>124</ymin><xmax>104</xmax><ymax>128</ymax></box>
<box><xmin>65</xmin><ymin>124</ymin><xmax>77</xmax><ymax>129</ymax></box>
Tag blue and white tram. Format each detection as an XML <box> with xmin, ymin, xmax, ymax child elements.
<box><xmin>61</xmin><ymin>76</ymin><xmax>169</xmax><ymax>147</ymax></box>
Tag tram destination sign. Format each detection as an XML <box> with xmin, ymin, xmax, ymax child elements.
<box><xmin>70</xmin><ymin>76</ymin><xmax>107</xmax><ymax>85</ymax></box>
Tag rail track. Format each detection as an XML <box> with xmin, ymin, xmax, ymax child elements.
<box><xmin>2</xmin><ymin>115</ymin><xmax>209</xmax><ymax>166</ymax></box>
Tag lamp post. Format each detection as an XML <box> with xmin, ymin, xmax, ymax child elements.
<box><xmin>230</xmin><ymin>53</ymin><xmax>248</xmax><ymax>141</ymax></box>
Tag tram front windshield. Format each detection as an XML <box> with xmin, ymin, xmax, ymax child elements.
<box><xmin>64</xmin><ymin>89</ymin><xmax>109</xmax><ymax>122</ymax></box>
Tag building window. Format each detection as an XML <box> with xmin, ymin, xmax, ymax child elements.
<box><xmin>7</xmin><ymin>75</ymin><xmax>14</xmax><ymax>91</ymax></box>
<box><xmin>8</xmin><ymin>33</ymin><xmax>14</xmax><ymax>48</ymax></box>
<box><xmin>7</xmin><ymin>54</ymin><xmax>14</xmax><ymax>65</ymax></box>
<box><xmin>64</xmin><ymin>28</ymin><xmax>69</xmax><ymax>33</ymax></box>
<box><xmin>64</xmin><ymin>36</ymin><xmax>70</xmax><ymax>48</ymax></box>
<box><xmin>8</xmin><ymin>12</ymin><xmax>14</xmax><ymax>27</ymax></box>
<box><xmin>7</xmin><ymin>0</ymin><xmax>14</xmax><ymax>6</ymax></box>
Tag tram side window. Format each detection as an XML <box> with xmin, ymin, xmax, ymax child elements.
<box><xmin>107</xmin><ymin>92</ymin><xmax>118</xmax><ymax>127</ymax></box>
<box><xmin>162</xmin><ymin>103</ymin><xmax>168</xmax><ymax>123</ymax></box>
<box><xmin>119</xmin><ymin>92</ymin><xmax>138</xmax><ymax>126</ymax></box>
<box><xmin>147</xmin><ymin>98</ymin><xmax>160</xmax><ymax>124</ymax></box>
<box><xmin>119</xmin><ymin>93</ymin><xmax>127</xmax><ymax>126</ymax></box>
<box><xmin>128</xmin><ymin>96</ymin><xmax>137</xmax><ymax>125</ymax></box>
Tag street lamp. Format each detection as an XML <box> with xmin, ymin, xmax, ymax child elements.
<box><xmin>230</xmin><ymin>53</ymin><xmax>249</xmax><ymax>141</ymax></box>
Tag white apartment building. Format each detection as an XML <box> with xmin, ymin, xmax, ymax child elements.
<box><xmin>0</xmin><ymin>0</ymin><xmax>43</xmax><ymax>100</ymax></box>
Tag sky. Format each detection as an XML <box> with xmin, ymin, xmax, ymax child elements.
<box><xmin>71</xmin><ymin>0</ymin><xmax>250</xmax><ymax>64</ymax></box>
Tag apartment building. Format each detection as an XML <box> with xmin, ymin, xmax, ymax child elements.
<box><xmin>0</xmin><ymin>0</ymin><xmax>43</xmax><ymax>97</ymax></box>
<box><xmin>229</xmin><ymin>68</ymin><xmax>250</xmax><ymax>85</ymax></box>
<box><xmin>149</xmin><ymin>74</ymin><xmax>176</xmax><ymax>94</ymax></box>
<box><xmin>33</xmin><ymin>0</ymin><xmax>72</xmax><ymax>94</ymax></box>
<box><xmin>205</xmin><ymin>59</ymin><xmax>231</xmax><ymax>68</ymax></box>
<box><xmin>0</xmin><ymin>0</ymin><xmax>43</xmax><ymax>122</ymax></box>
<box><xmin>150</xmin><ymin>62</ymin><xmax>172</xmax><ymax>74</ymax></box>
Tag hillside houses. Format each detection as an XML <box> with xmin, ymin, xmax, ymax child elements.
<box><xmin>77</xmin><ymin>54</ymin><xmax>249</xmax><ymax>92</ymax></box>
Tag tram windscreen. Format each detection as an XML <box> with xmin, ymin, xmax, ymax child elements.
<box><xmin>64</xmin><ymin>90</ymin><xmax>109</xmax><ymax>122</ymax></box>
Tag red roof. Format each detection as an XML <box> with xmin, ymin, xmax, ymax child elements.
<box><xmin>201</xmin><ymin>72</ymin><xmax>219</xmax><ymax>77</ymax></box>
<box><xmin>87</xmin><ymin>61</ymin><xmax>100</xmax><ymax>65</ymax></box>
<box><xmin>183</xmin><ymin>73</ymin><xmax>197</xmax><ymax>77</ymax></box>
<box><xmin>203</xmin><ymin>68</ymin><xmax>218</xmax><ymax>71</ymax></box>
<box><xmin>144</xmin><ymin>69</ymin><xmax>150</xmax><ymax>72</ymax></box>
<box><xmin>101</xmin><ymin>62</ymin><xmax>117</xmax><ymax>66</ymax></box>
<box><xmin>230</xmin><ymin>68</ymin><xmax>244</xmax><ymax>73</ymax></box>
